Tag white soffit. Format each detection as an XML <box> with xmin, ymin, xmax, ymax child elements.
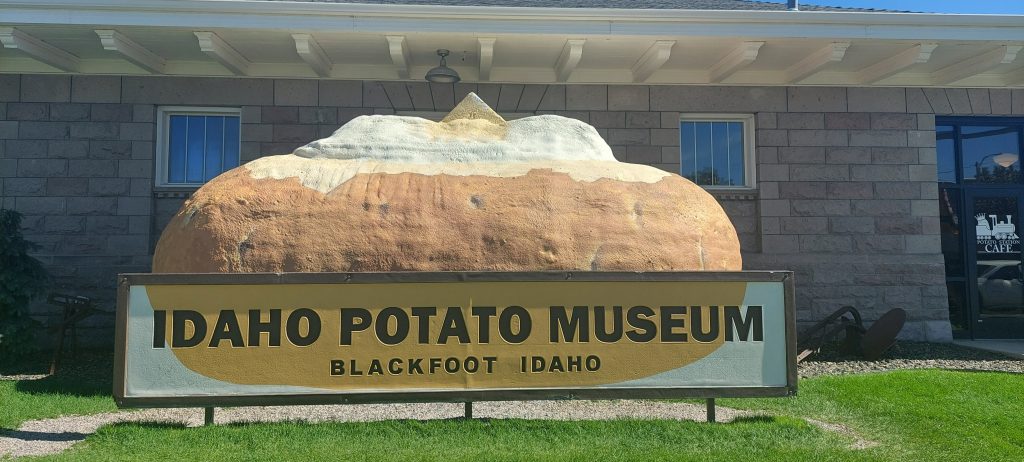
<box><xmin>0</xmin><ymin>0</ymin><xmax>1022</xmax><ymax>87</ymax></box>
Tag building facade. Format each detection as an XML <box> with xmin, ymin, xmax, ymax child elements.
<box><xmin>2</xmin><ymin>0</ymin><xmax>1024</xmax><ymax>343</ymax></box>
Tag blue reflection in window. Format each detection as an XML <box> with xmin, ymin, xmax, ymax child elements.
<box><xmin>166</xmin><ymin>113</ymin><xmax>241</xmax><ymax>185</ymax></box>
<box><xmin>960</xmin><ymin>125</ymin><xmax>1021</xmax><ymax>184</ymax></box>
<box><xmin>936</xmin><ymin>125</ymin><xmax>956</xmax><ymax>183</ymax></box>
<box><xmin>167</xmin><ymin>115</ymin><xmax>188</xmax><ymax>183</ymax></box>
<box><xmin>679</xmin><ymin>120</ymin><xmax>746</xmax><ymax>186</ymax></box>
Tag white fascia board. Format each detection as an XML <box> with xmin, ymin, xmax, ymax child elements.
<box><xmin>3</xmin><ymin>1</ymin><xmax>1024</xmax><ymax>42</ymax></box>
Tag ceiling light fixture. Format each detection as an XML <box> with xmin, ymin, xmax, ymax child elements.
<box><xmin>994</xmin><ymin>152</ymin><xmax>1019</xmax><ymax>168</ymax></box>
<box><xmin>425</xmin><ymin>49</ymin><xmax>460</xmax><ymax>84</ymax></box>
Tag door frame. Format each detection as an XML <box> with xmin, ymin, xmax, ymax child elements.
<box><xmin>963</xmin><ymin>187</ymin><xmax>1024</xmax><ymax>339</ymax></box>
<box><xmin>938</xmin><ymin>116</ymin><xmax>1024</xmax><ymax>340</ymax></box>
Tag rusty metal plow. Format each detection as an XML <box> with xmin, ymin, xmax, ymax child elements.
<box><xmin>797</xmin><ymin>306</ymin><xmax>906</xmax><ymax>362</ymax></box>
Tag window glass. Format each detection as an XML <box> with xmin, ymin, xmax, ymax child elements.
<box><xmin>961</xmin><ymin>125</ymin><xmax>1022</xmax><ymax>184</ymax></box>
<box><xmin>204</xmin><ymin>116</ymin><xmax>225</xmax><ymax>182</ymax></box>
<box><xmin>946</xmin><ymin>281</ymin><xmax>968</xmax><ymax>332</ymax></box>
<box><xmin>167</xmin><ymin>116</ymin><xmax>188</xmax><ymax>184</ymax></box>
<box><xmin>164</xmin><ymin>112</ymin><xmax>241</xmax><ymax>186</ymax></box>
<box><xmin>939</xmin><ymin>187</ymin><xmax>963</xmax><ymax>277</ymax></box>
<box><xmin>185</xmin><ymin>116</ymin><xmax>206</xmax><ymax>183</ymax></box>
<box><xmin>680</xmin><ymin>120</ymin><xmax>747</xmax><ymax>187</ymax></box>
<box><xmin>936</xmin><ymin>125</ymin><xmax>956</xmax><ymax>184</ymax></box>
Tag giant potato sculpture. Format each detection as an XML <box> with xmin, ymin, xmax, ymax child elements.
<box><xmin>153</xmin><ymin>94</ymin><xmax>741</xmax><ymax>273</ymax></box>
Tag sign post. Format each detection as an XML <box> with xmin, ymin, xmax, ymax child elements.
<box><xmin>115</xmin><ymin>271</ymin><xmax>796</xmax><ymax>409</ymax></box>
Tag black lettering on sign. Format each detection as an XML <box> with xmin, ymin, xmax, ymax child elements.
<box><xmin>368</xmin><ymin>359</ymin><xmax>384</xmax><ymax>376</ymax></box>
<box><xmin>625</xmin><ymin>305</ymin><xmax>656</xmax><ymax>342</ymax></box>
<box><xmin>408</xmin><ymin>358</ymin><xmax>423</xmax><ymax>374</ymax></box>
<box><xmin>286</xmin><ymin>308</ymin><xmax>321</xmax><ymax>346</ymax></box>
<box><xmin>499</xmin><ymin>306</ymin><xmax>531</xmax><ymax>343</ymax></box>
<box><xmin>594</xmin><ymin>306</ymin><xmax>624</xmax><ymax>342</ymax></box>
<box><xmin>248</xmin><ymin>309</ymin><xmax>281</xmax><ymax>347</ymax></box>
<box><xmin>437</xmin><ymin>307</ymin><xmax>470</xmax><ymax>344</ymax></box>
<box><xmin>483</xmin><ymin>356</ymin><xmax>497</xmax><ymax>373</ymax></box>
<box><xmin>549</xmin><ymin>356</ymin><xmax>565</xmax><ymax>372</ymax></box>
<box><xmin>388</xmin><ymin>358</ymin><xmax>403</xmax><ymax>374</ymax></box>
<box><xmin>209</xmin><ymin>310</ymin><xmax>245</xmax><ymax>347</ymax></box>
<box><xmin>172</xmin><ymin>310</ymin><xmax>206</xmax><ymax>348</ymax></box>
<box><xmin>375</xmin><ymin>307</ymin><xmax>410</xmax><ymax>345</ymax></box>
<box><xmin>445</xmin><ymin>357</ymin><xmax>461</xmax><ymax>373</ymax></box>
<box><xmin>464</xmin><ymin>356</ymin><xmax>479</xmax><ymax>373</ymax></box>
<box><xmin>549</xmin><ymin>306</ymin><xmax>590</xmax><ymax>343</ymax></box>
<box><xmin>152</xmin><ymin>310</ymin><xmax>166</xmax><ymax>348</ymax></box>
<box><xmin>725</xmin><ymin>306</ymin><xmax>763</xmax><ymax>342</ymax></box>
<box><xmin>660</xmin><ymin>306</ymin><xmax>687</xmax><ymax>343</ymax></box>
<box><xmin>330</xmin><ymin>359</ymin><xmax>344</xmax><ymax>376</ymax></box>
<box><xmin>471</xmin><ymin>306</ymin><xmax>497</xmax><ymax>343</ymax></box>
<box><xmin>411</xmin><ymin>307</ymin><xmax>437</xmax><ymax>344</ymax></box>
<box><xmin>531</xmin><ymin>356</ymin><xmax>546</xmax><ymax>372</ymax></box>
<box><xmin>691</xmin><ymin>306</ymin><xmax>720</xmax><ymax>343</ymax></box>
<box><xmin>340</xmin><ymin>308</ymin><xmax>371</xmax><ymax>345</ymax></box>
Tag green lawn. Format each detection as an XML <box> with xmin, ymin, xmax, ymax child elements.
<box><xmin>3</xmin><ymin>367</ymin><xmax>1022</xmax><ymax>461</ymax></box>
<box><xmin>0</xmin><ymin>351</ymin><xmax>117</xmax><ymax>429</ymax></box>
<box><xmin>37</xmin><ymin>417</ymin><xmax>871</xmax><ymax>462</ymax></box>
<box><xmin>721</xmin><ymin>369</ymin><xmax>1024</xmax><ymax>462</ymax></box>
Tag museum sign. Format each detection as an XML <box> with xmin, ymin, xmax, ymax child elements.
<box><xmin>115</xmin><ymin>271</ymin><xmax>796</xmax><ymax>407</ymax></box>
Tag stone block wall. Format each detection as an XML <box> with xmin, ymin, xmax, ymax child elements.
<box><xmin>0</xmin><ymin>74</ymin><xmax>154</xmax><ymax>339</ymax></box>
<box><xmin>4</xmin><ymin>73</ymin><xmax>1023</xmax><ymax>344</ymax></box>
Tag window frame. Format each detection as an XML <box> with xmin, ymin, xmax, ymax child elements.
<box><xmin>155</xmin><ymin>106</ymin><xmax>242</xmax><ymax>189</ymax></box>
<box><xmin>678</xmin><ymin>113</ymin><xmax>756</xmax><ymax>190</ymax></box>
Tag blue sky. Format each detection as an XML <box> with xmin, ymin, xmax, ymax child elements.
<box><xmin>796</xmin><ymin>0</ymin><xmax>1024</xmax><ymax>14</ymax></box>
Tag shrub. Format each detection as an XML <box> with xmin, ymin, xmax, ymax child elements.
<box><xmin>0</xmin><ymin>209</ymin><xmax>50</xmax><ymax>359</ymax></box>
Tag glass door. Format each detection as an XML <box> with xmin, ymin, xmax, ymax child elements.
<box><xmin>965</xmin><ymin>189</ymin><xmax>1024</xmax><ymax>338</ymax></box>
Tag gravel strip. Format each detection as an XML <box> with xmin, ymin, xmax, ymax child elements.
<box><xmin>0</xmin><ymin>374</ymin><xmax>48</xmax><ymax>381</ymax></box>
<box><xmin>799</xmin><ymin>341</ymin><xmax>1024</xmax><ymax>378</ymax></box>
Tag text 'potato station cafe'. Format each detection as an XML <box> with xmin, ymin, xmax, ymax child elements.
<box><xmin>1</xmin><ymin>0</ymin><xmax>1024</xmax><ymax>413</ymax></box>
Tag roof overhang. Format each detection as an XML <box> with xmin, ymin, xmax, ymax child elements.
<box><xmin>1</xmin><ymin>0</ymin><xmax>1022</xmax><ymax>86</ymax></box>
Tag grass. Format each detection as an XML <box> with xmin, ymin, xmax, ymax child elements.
<box><xmin>0</xmin><ymin>350</ymin><xmax>117</xmax><ymax>429</ymax></box>
<box><xmin>39</xmin><ymin>417</ymin><xmax>872</xmax><ymax>462</ymax></box>
<box><xmin>721</xmin><ymin>369</ymin><xmax>1024</xmax><ymax>462</ymax></box>
<box><xmin>3</xmin><ymin>354</ymin><xmax>1022</xmax><ymax>461</ymax></box>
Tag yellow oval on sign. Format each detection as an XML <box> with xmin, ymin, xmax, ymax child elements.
<box><xmin>144</xmin><ymin>280</ymin><xmax>751</xmax><ymax>390</ymax></box>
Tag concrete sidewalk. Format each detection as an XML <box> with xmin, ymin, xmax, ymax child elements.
<box><xmin>953</xmin><ymin>340</ymin><xmax>1024</xmax><ymax>359</ymax></box>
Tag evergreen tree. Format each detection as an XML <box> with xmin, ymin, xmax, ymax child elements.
<box><xmin>0</xmin><ymin>209</ymin><xmax>49</xmax><ymax>358</ymax></box>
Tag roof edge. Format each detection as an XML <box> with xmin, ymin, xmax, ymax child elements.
<box><xmin>3</xmin><ymin>0</ymin><xmax>1023</xmax><ymax>31</ymax></box>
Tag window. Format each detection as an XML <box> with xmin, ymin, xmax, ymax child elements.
<box><xmin>679</xmin><ymin>114</ymin><xmax>755</xmax><ymax>188</ymax></box>
<box><xmin>936</xmin><ymin>119</ymin><xmax>1024</xmax><ymax>186</ymax></box>
<box><xmin>156</xmin><ymin>107</ymin><xmax>241</xmax><ymax>187</ymax></box>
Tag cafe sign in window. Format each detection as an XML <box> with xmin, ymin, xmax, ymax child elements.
<box><xmin>976</xmin><ymin>212</ymin><xmax>1020</xmax><ymax>254</ymax></box>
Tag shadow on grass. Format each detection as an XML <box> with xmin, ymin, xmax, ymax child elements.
<box><xmin>15</xmin><ymin>373</ymin><xmax>111</xmax><ymax>397</ymax></box>
<box><xmin>109</xmin><ymin>416</ymin><xmax>806</xmax><ymax>431</ymax></box>
<box><xmin>729</xmin><ymin>415</ymin><xmax>777</xmax><ymax>424</ymax></box>
<box><xmin>99</xmin><ymin>422</ymin><xmax>189</xmax><ymax>431</ymax></box>
<box><xmin>11</xmin><ymin>349</ymin><xmax>114</xmax><ymax>398</ymax></box>
<box><xmin>941</xmin><ymin>368</ymin><xmax>1024</xmax><ymax>375</ymax></box>
<box><xmin>0</xmin><ymin>428</ymin><xmax>90</xmax><ymax>443</ymax></box>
